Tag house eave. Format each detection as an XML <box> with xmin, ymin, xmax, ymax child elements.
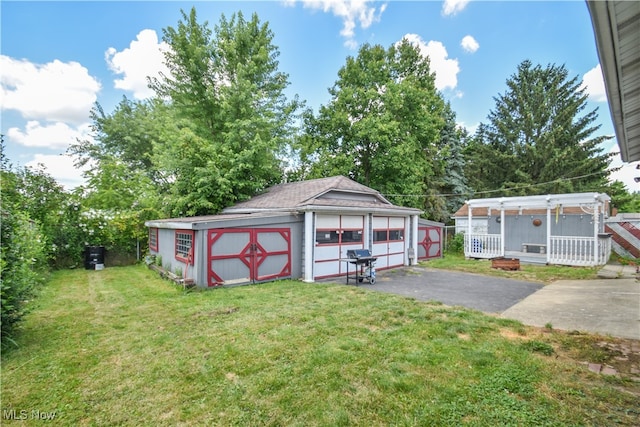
<box><xmin>297</xmin><ymin>204</ymin><xmax>422</xmax><ymax>216</ymax></box>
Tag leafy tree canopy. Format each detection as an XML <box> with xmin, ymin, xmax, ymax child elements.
<box><xmin>297</xmin><ymin>39</ymin><xmax>446</xmax><ymax>213</ymax></box>
<box><xmin>150</xmin><ymin>8</ymin><xmax>301</xmax><ymax>216</ymax></box>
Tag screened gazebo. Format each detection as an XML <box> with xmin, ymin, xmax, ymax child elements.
<box><xmin>459</xmin><ymin>193</ymin><xmax>612</xmax><ymax>267</ymax></box>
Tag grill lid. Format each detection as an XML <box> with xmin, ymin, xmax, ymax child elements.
<box><xmin>347</xmin><ymin>249</ymin><xmax>372</xmax><ymax>258</ymax></box>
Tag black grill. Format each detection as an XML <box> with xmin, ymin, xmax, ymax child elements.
<box><xmin>346</xmin><ymin>249</ymin><xmax>377</xmax><ymax>264</ymax></box>
<box><xmin>344</xmin><ymin>249</ymin><xmax>377</xmax><ymax>285</ymax></box>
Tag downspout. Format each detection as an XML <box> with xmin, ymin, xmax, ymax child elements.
<box><xmin>184</xmin><ymin>246</ymin><xmax>193</xmax><ymax>283</ymax></box>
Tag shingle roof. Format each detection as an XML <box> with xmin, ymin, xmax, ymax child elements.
<box><xmin>146</xmin><ymin>176</ymin><xmax>422</xmax><ymax>227</ymax></box>
<box><xmin>225</xmin><ymin>175</ymin><xmax>391</xmax><ymax>211</ymax></box>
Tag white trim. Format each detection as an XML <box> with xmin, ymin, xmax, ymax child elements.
<box><xmin>304</xmin><ymin>211</ymin><xmax>314</xmax><ymax>282</ymax></box>
<box><xmin>466</xmin><ymin>193</ymin><xmax>610</xmax><ymax>210</ymax></box>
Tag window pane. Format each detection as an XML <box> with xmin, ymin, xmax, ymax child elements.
<box><xmin>389</xmin><ymin>229</ymin><xmax>404</xmax><ymax>241</ymax></box>
<box><xmin>176</xmin><ymin>232</ymin><xmax>193</xmax><ymax>258</ymax></box>
<box><xmin>149</xmin><ymin>228</ymin><xmax>158</xmax><ymax>250</ymax></box>
<box><xmin>342</xmin><ymin>230</ymin><xmax>363</xmax><ymax>243</ymax></box>
<box><xmin>374</xmin><ymin>230</ymin><xmax>388</xmax><ymax>242</ymax></box>
<box><xmin>316</xmin><ymin>230</ymin><xmax>339</xmax><ymax>244</ymax></box>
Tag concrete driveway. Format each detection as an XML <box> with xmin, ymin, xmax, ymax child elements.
<box><xmin>351</xmin><ymin>266</ymin><xmax>640</xmax><ymax>340</ymax></box>
<box><xmin>501</xmin><ymin>278</ymin><xmax>640</xmax><ymax>340</ymax></box>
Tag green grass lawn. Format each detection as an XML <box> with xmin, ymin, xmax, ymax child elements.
<box><xmin>422</xmin><ymin>253</ymin><xmax>600</xmax><ymax>284</ymax></box>
<box><xmin>2</xmin><ymin>265</ymin><xmax>638</xmax><ymax>426</ymax></box>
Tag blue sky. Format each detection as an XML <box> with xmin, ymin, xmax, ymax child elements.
<box><xmin>2</xmin><ymin>0</ymin><xmax>638</xmax><ymax>191</ymax></box>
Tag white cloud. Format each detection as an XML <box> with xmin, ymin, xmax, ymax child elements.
<box><xmin>581</xmin><ymin>64</ymin><xmax>607</xmax><ymax>102</ymax></box>
<box><xmin>608</xmin><ymin>146</ymin><xmax>640</xmax><ymax>192</ymax></box>
<box><xmin>457</xmin><ymin>121</ymin><xmax>479</xmax><ymax>135</ymax></box>
<box><xmin>442</xmin><ymin>0</ymin><xmax>470</xmax><ymax>16</ymax></box>
<box><xmin>7</xmin><ymin>120</ymin><xmax>92</xmax><ymax>150</ymax></box>
<box><xmin>105</xmin><ymin>29</ymin><xmax>171</xmax><ymax>99</ymax></box>
<box><xmin>402</xmin><ymin>34</ymin><xmax>460</xmax><ymax>91</ymax></box>
<box><xmin>0</xmin><ymin>55</ymin><xmax>100</xmax><ymax>124</ymax></box>
<box><xmin>461</xmin><ymin>35</ymin><xmax>479</xmax><ymax>53</ymax></box>
<box><xmin>26</xmin><ymin>153</ymin><xmax>91</xmax><ymax>190</ymax></box>
<box><xmin>285</xmin><ymin>0</ymin><xmax>387</xmax><ymax>49</ymax></box>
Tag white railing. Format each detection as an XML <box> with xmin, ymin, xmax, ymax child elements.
<box><xmin>549</xmin><ymin>235</ymin><xmax>611</xmax><ymax>266</ymax></box>
<box><xmin>463</xmin><ymin>233</ymin><xmax>612</xmax><ymax>266</ymax></box>
<box><xmin>598</xmin><ymin>235</ymin><xmax>612</xmax><ymax>265</ymax></box>
<box><xmin>464</xmin><ymin>233</ymin><xmax>502</xmax><ymax>259</ymax></box>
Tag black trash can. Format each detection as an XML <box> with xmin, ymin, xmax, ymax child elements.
<box><xmin>84</xmin><ymin>246</ymin><xmax>105</xmax><ymax>270</ymax></box>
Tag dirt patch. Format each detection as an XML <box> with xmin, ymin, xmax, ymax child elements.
<box><xmin>499</xmin><ymin>328</ymin><xmax>528</xmax><ymax>340</ymax></box>
<box><xmin>500</xmin><ymin>326</ymin><xmax>640</xmax><ymax>385</ymax></box>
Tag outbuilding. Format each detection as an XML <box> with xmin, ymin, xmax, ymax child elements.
<box><xmin>145</xmin><ymin>175</ymin><xmax>443</xmax><ymax>287</ymax></box>
<box><xmin>452</xmin><ymin>192</ymin><xmax>612</xmax><ymax>266</ymax></box>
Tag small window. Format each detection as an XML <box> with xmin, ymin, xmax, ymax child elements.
<box><xmin>374</xmin><ymin>230</ymin><xmax>388</xmax><ymax>242</ymax></box>
<box><xmin>149</xmin><ymin>228</ymin><xmax>159</xmax><ymax>252</ymax></box>
<box><xmin>316</xmin><ymin>230</ymin><xmax>340</xmax><ymax>244</ymax></box>
<box><xmin>389</xmin><ymin>229</ymin><xmax>404</xmax><ymax>241</ymax></box>
<box><xmin>341</xmin><ymin>229</ymin><xmax>363</xmax><ymax>243</ymax></box>
<box><xmin>175</xmin><ymin>230</ymin><xmax>194</xmax><ymax>264</ymax></box>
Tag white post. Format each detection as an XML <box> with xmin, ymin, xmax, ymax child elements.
<box><xmin>467</xmin><ymin>203</ymin><xmax>472</xmax><ymax>254</ymax></box>
<box><xmin>304</xmin><ymin>211</ymin><xmax>314</xmax><ymax>282</ymax></box>
<box><xmin>546</xmin><ymin>204</ymin><xmax>551</xmax><ymax>263</ymax></box>
<box><xmin>593</xmin><ymin>201</ymin><xmax>599</xmax><ymax>265</ymax></box>
<box><xmin>364</xmin><ymin>213</ymin><xmax>371</xmax><ymax>251</ymax></box>
<box><xmin>500</xmin><ymin>207</ymin><xmax>505</xmax><ymax>256</ymax></box>
<box><xmin>411</xmin><ymin>214</ymin><xmax>419</xmax><ymax>265</ymax></box>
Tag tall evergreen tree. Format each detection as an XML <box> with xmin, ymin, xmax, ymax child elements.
<box><xmin>466</xmin><ymin>60</ymin><xmax>613</xmax><ymax>196</ymax></box>
<box><xmin>433</xmin><ymin>102</ymin><xmax>472</xmax><ymax>221</ymax></box>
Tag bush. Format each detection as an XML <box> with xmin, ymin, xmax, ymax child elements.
<box><xmin>1</xmin><ymin>208</ymin><xmax>47</xmax><ymax>347</ymax></box>
<box><xmin>447</xmin><ymin>233</ymin><xmax>465</xmax><ymax>254</ymax></box>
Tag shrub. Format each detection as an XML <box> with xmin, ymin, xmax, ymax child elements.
<box><xmin>447</xmin><ymin>233</ymin><xmax>465</xmax><ymax>254</ymax></box>
<box><xmin>1</xmin><ymin>208</ymin><xmax>47</xmax><ymax>347</ymax></box>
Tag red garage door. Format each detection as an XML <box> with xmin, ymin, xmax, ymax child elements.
<box><xmin>208</xmin><ymin>228</ymin><xmax>291</xmax><ymax>286</ymax></box>
<box><xmin>418</xmin><ymin>226</ymin><xmax>441</xmax><ymax>259</ymax></box>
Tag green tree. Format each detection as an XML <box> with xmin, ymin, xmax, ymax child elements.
<box><xmin>298</xmin><ymin>39</ymin><xmax>445</xmax><ymax>212</ymax></box>
<box><xmin>433</xmin><ymin>102</ymin><xmax>472</xmax><ymax>222</ymax></box>
<box><xmin>70</xmin><ymin>97</ymin><xmax>169</xmax><ymax>188</ymax></box>
<box><xmin>466</xmin><ymin>60</ymin><xmax>614</xmax><ymax>196</ymax></box>
<box><xmin>0</xmin><ymin>140</ymin><xmax>48</xmax><ymax>346</ymax></box>
<box><xmin>15</xmin><ymin>164</ymin><xmax>69</xmax><ymax>251</ymax></box>
<box><xmin>69</xmin><ymin>98</ymin><xmax>167</xmax><ymax>261</ymax></box>
<box><xmin>150</xmin><ymin>8</ymin><xmax>300</xmax><ymax>216</ymax></box>
<box><xmin>606</xmin><ymin>180</ymin><xmax>640</xmax><ymax>213</ymax></box>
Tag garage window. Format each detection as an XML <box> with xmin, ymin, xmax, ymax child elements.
<box><xmin>316</xmin><ymin>230</ymin><xmax>340</xmax><ymax>244</ymax></box>
<box><xmin>341</xmin><ymin>229</ymin><xmax>363</xmax><ymax>243</ymax></box>
<box><xmin>374</xmin><ymin>230</ymin><xmax>388</xmax><ymax>242</ymax></box>
<box><xmin>316</xmin><ymin>229</ymin><xmax>363</xmax><ymax>245</ymax></box>
<box><xmin>374</xmin><ymin>229</ymin><xmax>404</xmax><ymax>242</ymax></box>
<box><xmin>149</xmin><ymin>228</ymin><xmax>159</xmax><ymax>251</ymax></box>
<box><xmin>175</xmin><ymin>230</ymin><xmax>194</xmax><ymax>264</ymax></box>
<box><xmin>389</xmin><ymin>229</ymin><xmax>404</xmax><ymax>241</ymax></box>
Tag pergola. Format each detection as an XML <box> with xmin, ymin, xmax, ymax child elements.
<box><xmin>464</xmin><ymin>193</ymin><xmax>612</xmax><ymax>266</ymax></box>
